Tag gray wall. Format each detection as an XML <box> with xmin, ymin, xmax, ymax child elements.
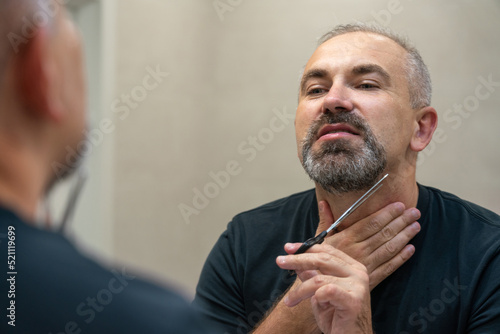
<box><xmin>69</xmin><ymin>0</ymin><xmax>500</xmax><ymax>296</ymax></box>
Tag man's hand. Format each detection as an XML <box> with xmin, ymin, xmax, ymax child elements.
<box><xmin>252</xmin><ymin>200</ymin><xmax>420</xmax><ymax>333</ymax></box>
<box><xmin>316</xmin><ymin>200</ymin><xmax>421</xmax><ymax>290</ymax></box>
<box><xmin>277</xmin><ymin>243</ymin><xmax>373</xmax><ymax>334</ymax></box>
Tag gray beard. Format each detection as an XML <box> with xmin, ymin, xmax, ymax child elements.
<box><xmin>301</xmin><ymin>112</ymin><xmax>387</xmax><ymax>195</ymax></box>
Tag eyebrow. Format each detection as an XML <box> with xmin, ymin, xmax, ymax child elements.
<box><xmin>299</xmin><ymin>68</ymin><xmax>329</xmax><ymax>96</ymax></box>
<box><xmin>351</xmin><ymin>63</ymin><xmax>391</xmax><ymax>83</ymax></box>
<box><xmin>299</xmin><ymin>63</ymin><xmax>392</xmax><ymax>96</ymax></box>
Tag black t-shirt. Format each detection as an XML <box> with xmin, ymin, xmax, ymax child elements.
<box><xmin>193</xmin><ymin>184</ymin><xmax>500</xmax><ymax>333</ymax></box>
<box><xmin>0</xmin><ymin>206</ymin><xmax>214</xmax><ymax>334</ymax></box>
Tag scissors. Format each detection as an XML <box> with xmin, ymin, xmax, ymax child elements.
<box><xmin>294</xmin><ymin>173</ymin><xmax>389</xmax><ymax>255</ymax></box>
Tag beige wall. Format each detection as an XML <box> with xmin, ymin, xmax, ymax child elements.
<box><xmin>69</xmin><ymin>0</ymin><xmax>500</xmax><ymax>296</ymax></box>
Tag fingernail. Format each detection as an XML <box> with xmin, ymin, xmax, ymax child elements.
<box><xmin>410</xmin><ymin>208</ymin><xmax>420</xmax><ymax>220</ymax></box>
<box><xmin>411</xmin><ymin>222</ymin><xmax>421</xmax><ymax>232</ymax></box>
<box><xmin>283</xmin><ymin>296</ymin><xmax>290</xmax><ymax>306</ymax></box>
<box><xmin>395</xmin><ymin>202</ymin><xmax>405</xmax><ymax>212</ymax></box>
<box><xmin>403</xmin><ymin>245</ymin><xmax>415</xmax><ymax>260</ymax></box>
<box><xmin>407</xmin><ymin>244</ymin><xmax>415</xmax><ymax>255</ymax></box>
<box><xmin>277</xmin><ymin>256</ymin><xmax>286</xmax><ymax>264</ymax></box>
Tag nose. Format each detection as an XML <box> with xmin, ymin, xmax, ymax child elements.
<box><xmin>322</xmin><ymin>84</ymin><xmax>354</xmax><ymax>114</ymax></box>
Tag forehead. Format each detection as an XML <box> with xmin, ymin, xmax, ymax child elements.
<box><xmin>304</xmin><ymin>32</ymin><xmax>408</xmax><ymax>79</ymax></box>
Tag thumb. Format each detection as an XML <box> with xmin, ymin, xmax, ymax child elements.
<box><xmin>316</xmin><ymin>200</ymin><xmax>334</xmax><ymax>234</ymax></box>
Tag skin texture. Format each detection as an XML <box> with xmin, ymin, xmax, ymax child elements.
<box><xmin>0</xmin><ymin>3</ymin><xmax>86</xmax><ymax>222</ymax></box>
<box><xmin>253</xmin><ymin>32</ymin><xmax>437</xmax><ymax>334</ymax></box>
<box><xmin>278</xmin><ymin>243</ymin><xmax>372</xmax><ymax>334</ymax></box>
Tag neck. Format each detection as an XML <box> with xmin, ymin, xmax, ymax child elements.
<box><xmin>315</xmin><ymin>171</ymin><xmax>419</xmax><ymax>230</ymax></box>
<box><xmin>0</xmin><ymin>136</ymin><xmax>47</xmax><ymax>223</ymax></box>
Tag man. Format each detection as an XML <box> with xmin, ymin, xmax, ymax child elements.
<box><xmin>0</xmin><ymin>1</ymin><xmax>213</xmax><ymax>333</ymax></box>
<box><xmin>193</xmin><ymin>24</ymin><xmax>500</xmax><ymax>333</ymax></box>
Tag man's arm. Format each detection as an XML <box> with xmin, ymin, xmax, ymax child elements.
<box><xmin>251</xmin><ymin>279</ymin><xmax>321</xmax><ymax>334</ymax></box>
<box><xmin>252</xmin><ymin>201</ymin><xmax>420</xmax><ymax>333</ymax></box>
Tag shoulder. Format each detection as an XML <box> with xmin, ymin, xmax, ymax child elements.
<box><xmin>0</xmin><ymin>209</ymin><xmax>209</xmax><ymax>333</ymax></box>
<box><xmin>420</xmin><ymin>184</ymin><xmax>500</xmax><ymax>228</ymax></box>
<box><xmin>418</xmin><ymin>183</ymin><xmax>500</xmax><ymax>258</ymax></box>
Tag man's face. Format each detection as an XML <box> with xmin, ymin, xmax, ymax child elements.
<box><xmin>295</xmin><ymin>32</ymin><xmax>416</xmax><ymax>193</ymax></box>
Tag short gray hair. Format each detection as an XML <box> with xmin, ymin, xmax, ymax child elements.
<box><xmin>318</xmin><ymin>24</ymin><xmax>432</xmax><ymax>109</ymax></box>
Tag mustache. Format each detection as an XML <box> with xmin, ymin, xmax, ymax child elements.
<box><xmin>306</xmin><ymin>112</ymin><xmax>369</xmax><ymax>141</ymax></box>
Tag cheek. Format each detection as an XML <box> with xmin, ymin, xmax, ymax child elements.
<box><xmin>369</xmin><ymin>114</ymin><xmax>413</xmax><ymax>158</ymax></box>
<box><xmin>295</xmin><ymin>101</ymin><xmax>317</xmax><ymax>134</ymax></box>
<box><xmin>295</xmin><ymin>106</ymin><xmax>312</xmax><ymax>157</ymax></box>
<box><xmin>361</xmin><ymin>95</ymin><xmax>408</xmax><ymax>133</ymax></box>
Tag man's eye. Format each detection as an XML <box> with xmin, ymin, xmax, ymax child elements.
<box><xmin>307</xmin><ymin>88</ymin><xmax>326</xmax><ymax>95</ymax></box>
<box><xmin>358</xmin><ymin>83</ymin><xmax>378</xmax><ymax>89</ymax></box>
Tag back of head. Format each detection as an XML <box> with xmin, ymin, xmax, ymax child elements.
<box><xmin>1</xmin><ymin>1</ymin><xmax>40</xmax><ymax>78</ymax></box>
<box><xmin>0</xmin><ymin>0</ymin><xmax>87</xmax><ymax>219</ymax></box>
<box><xmin>0</xmin><ymin>0</ymin><xmax>62</xmax><ymax>86</ymax></box>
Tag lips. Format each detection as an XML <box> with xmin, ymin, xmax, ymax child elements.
<box><xmin>316</xmin><ymin>123</ymin><xmax>360</xmax><ymax>140</ymax></box>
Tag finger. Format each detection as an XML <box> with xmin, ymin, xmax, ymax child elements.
<box><xmin>296</xmin><ymin>269</ymin><xmax>319</xmax><ymax>282</ymax></box>
<box><xmin>369</xmin><ymin>243</ymin><xmax>416</xmax><ymax>290</ymax></box>
<box><xmin>304</xmin><ymin>244</ymin><xmax>360</xmax><ymax>267</ymax></box>
<box><xmin>277</xmin><ymin>253</ymin><xmax>348</xmax><ymax>276</ymax></box>
<box><xmin>312</xmin><ymin>284</ymin><xmax>348</xmax><ymax>307</ymax></box>
<box><xmin>284</xmin><ymin>242</ymin><xmax>303</xmax><ymax>254</ymax></box>
<box><xmin>284</xmin><ymin>243</ymin><xmax>321</xmax><ymax>278</ymax></box>
<box><xmin>284</xmin><ymin>275</ymin><xmax>346</xmax><ymax>307</ymax></box>
<box><xmin>277</xmin><ymin>245</ymin><xmax>359</xmax><ymax>276</ymax></box>
<box><xmin>367</xmin><ymin>208</ymin><xmax>420</xmax><ymax>247</ymax></box>
<box><xmin>366</xmin><ymin>221</ymin><xmax>420</xmax><ymax>273</ymax></box>
<box><xmin>334</xmin><ymin>206</ymin><xmax>419</xmax><ymax>262</ymax></box>
<box><xmin>312</xmin><ymin>283</ymin><xmax>360</xmax><ymax>313</ymax></box>
<box><xmin>316</xmin><ymin>200</ymin><xmax>335</xmax><ymax>233</ymax></box>
<box><xmin>347</xmin><ymin>202</ymin><xmax>406</xmax><ymax>242</ymax></box>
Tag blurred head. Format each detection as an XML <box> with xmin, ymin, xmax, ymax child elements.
<box><xmin>295</xmin><ymin>24</ymin><xmax>437</xmax><ymax>194</ymax></box>
<box><xmin>0</xmin><ymin>0</ymin><xmax>87</xmax><ymax>191</ymax></box>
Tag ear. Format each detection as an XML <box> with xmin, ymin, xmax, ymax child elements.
<box><xmin>410</xmin><ymin>106</ymin><xmax>438</xmax><ymax>152</ymax></box>
<box><xmin>16</xmin><ymin>27</ymin><xmax>64</xmax><ymax>122</ymax></box>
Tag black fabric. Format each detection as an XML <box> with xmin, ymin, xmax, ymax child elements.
<box><xmin>193</xmin><ymin>184</ymin><xmax>500</xmax><ymax>334</ymax></box>
<box><xmin>0</xmin><ymin>206</ymin><xmax>214</xmax><ymax>334</ymax></box>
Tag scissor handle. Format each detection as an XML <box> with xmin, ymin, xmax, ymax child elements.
<box><xmin>294</xmin><ymin>230</ymin><xmax>328</xmax><ymax>255</ymax></box>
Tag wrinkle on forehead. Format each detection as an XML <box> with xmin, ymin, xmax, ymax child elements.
<box><xmin>299</xmin><ymin>32</ymin><xmax>410</xmax><ymax>99</ymax></box>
